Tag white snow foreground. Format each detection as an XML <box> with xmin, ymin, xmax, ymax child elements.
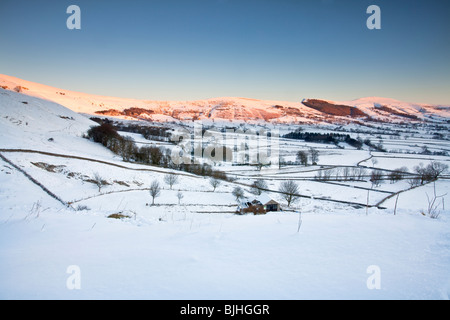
<box><xmin>0</xmin><ymin>88</ymin><xmax>450</xmax><ymax>300</ymax></box>
<box><xmin>1</xmin><ymin>196</ymin><xmax>449</xmax><ymax>300</ymax></box>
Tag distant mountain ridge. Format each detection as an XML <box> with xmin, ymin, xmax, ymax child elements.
<box><xmin>1</xmin><ymin>74</ymin><xmax>449</xmax><ymax>124</ymax></box>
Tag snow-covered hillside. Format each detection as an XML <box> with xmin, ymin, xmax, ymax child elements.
<box><xmin>0</xmin><ymin>86</ymin><xmax>107</xmax><ymax>157</ymax></box>
<box><xmin>1</xmin><ymin>79</ymin><xmax>450</xmax><ymax>300</ymax></box>
<box><xmin>338</xmin><ymin>96</ymin><xmax>450</xmax><ymax>123</ymax></box>
<box><xmin>1</xmin><ymin>74</ymin><xmax>449</xmax><ymax>124</ymax></box>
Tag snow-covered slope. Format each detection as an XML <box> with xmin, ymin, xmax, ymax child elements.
<box><xmin>337</xmin><ymin>96</ymin><xmax>450</xmax><ymax>123</ymax></box>
<box><xmin>0</xmin><ymin>88</ymin><xmax>88</xmax><ymax>146</ymax></box>
<box><xmin>0</xmin><ymin>84</ymin><xmax>121</xmax><ymax>161</ymax></box>
<box><xmin>1</xmin><ymin>74</ymin><xmax>448</xmax><ymax>124</ymax></box>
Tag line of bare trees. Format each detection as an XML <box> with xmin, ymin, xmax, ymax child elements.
<box><xmin>315</xmin><ymin>167</ymin><xmax>368</xmax><ymax>182</ymax></box>
<box><xmin>314</xmin><ymin>161</ymin><xmax>448</xmax><ymax>188</ymax></box>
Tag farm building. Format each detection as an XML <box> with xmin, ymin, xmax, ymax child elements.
<box><xmin>237</xmin><ymin>193</ymin><xmax>281</xmax><ymax>214</ymax></box>
<box><xmin>257</xmin><ymin>193</ymin><xmax>281</xmax><ymax>212</ymax></box>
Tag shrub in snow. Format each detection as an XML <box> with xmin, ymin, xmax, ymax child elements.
<box><xmin>209</xmin><ymin>177</ymin><xmax>221</xmax><ymax>192</ymax></box>
<box><xmin>107</xmin><ymin>213</ymin><xmax>131</xmax><ymax>219</ymax></box>
<box><xmin>76</xmin><ymin>205</ymin><xmax>90</xmax><ymax>211</ymax></box>
<box><xmin>92</xmin><ymin>172</ymin><xmax>108</xmax><ymax>192</ymax></box>
<box><xmin>232</xmin><ymin>186</ymin><xmax>245</xmax><ymax>203</ymax></box>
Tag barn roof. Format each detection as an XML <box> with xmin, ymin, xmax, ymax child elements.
<box><xmin>256</xmin><ymin>193</ymin><xmax>278</xmax><ymax>205</ymax></box>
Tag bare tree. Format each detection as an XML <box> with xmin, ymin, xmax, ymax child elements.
<box><xmin>412</xmin><ymin>162</ymin><xmax>447</xmax><ymax>185</ymax></box>
<box><xmin>164</xmin><ymin>173</ymin><xmax>179</xmax><ymax>190</ymax></box>
<box><xmin>334</xmin><ymin>167</ymin><xmax>342</xmax><ymax>181</ymax></box>
<box><xmin>315</xmin><ymin>169</ymin><xmax>323</xmax><ymax>181</ymax></box>
<box><xmin>342</xmin><ymin>167</ymin><xmax>350</xmax><ymax>181</ymax></box>
<box><xmin>251</xmin><ymin>179</ymin><xmax>268</xmax><ymax>195</ymax></box>
<box><xmin>279</xmin><ymin>180</ymin><xmax>300</xmax><ymax>207</ymax></box>
<box><xmin>356</xmin><ymin>167</ymin><xmax>367</xmax><ymax>180</ymax></box>
<box><xmin>371</xmin><ymin>158</ymin><xmax>378</xmax><ymax>167</ymax></box>
<box><xmin>408</xmin><ymin>176</ymin><xmax>422</xmax><ymax>187</ymax></box>
<box><xmin>296</xmin><ymin>151</ymin><xmax>308</xmax><ymax>166</ymax></box>
<box><xmin>322</xmin><ymin>168</ymin><xmax>333</xmax><ymax>181</ymax></box>
<box><xmin>370</xmin><ymin>170</ymin><xmax>383</xmax><ymax>188</ymax></box>
<box><xmin>309</xmin><ymin>147</ymin><xmax>319</xmax><ymax>164</ymax></box>
<box><xmin>388</xmin><ymin>171</ymin><xmax>401</xmax><ymax>184</ymax></box>
<box><xmin>149</xmin><ymin>180</ymin><xmax>161</xmax><ymax>205</ymax></box>
<box><xmin>414</xmin><ymin>163</ymin><xmax>431</xmax><ymax>185</ymax></box>
<box><xmin>350</xmin><ymin>167</ymin><xmax>364</xmax><ymax>181</ymax></box>
<box><xmin>209</xmin><ymin>177</ymin><xmax>221</xmax><ymax>192</ymax></box>
<box><xmin>232</xmin><ymin>186</ymin><xmax>245</xmax><ymax>203</ymax></box>
<box><xmin>428</xmin><ymin>161</ymin><xmax>448</xmax><ymax>180</ymax></box>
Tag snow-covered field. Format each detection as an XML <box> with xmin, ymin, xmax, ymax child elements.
<box><xmin>1</xmin><ymin>179</ymin><xmax>449</xmax><ymax>300</ymax></box>
<box><xmin>1</xmin><ymin>87</ymin><xmax>450</xmax><ymax>300</ymax></box>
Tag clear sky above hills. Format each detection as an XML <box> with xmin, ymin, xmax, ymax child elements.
<box><xmin>0</xmin><ymin>0</ymin><xmax>449</xmax><ymax>104</ymax></box>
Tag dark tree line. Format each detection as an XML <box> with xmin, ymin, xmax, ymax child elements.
<box><xmin>114</xmin><ymin>123</ymin><xmax>171</xmax><ymax>142</ymax></box>
<box><xmin>283</xmin><ymin>131</ymin><xmax>365</xmax><ymax>149</ymax></box>
<box><xmin>284</xmin><ymin>131</ymin><xmax>338</xmax><ymax>143</ymax></box>
<box><xmin>86</xmin><ymin>123</ymin><xmax>228</xmax><ymax>181</ymax></box>
<box><xmin>90</xmin><ymin>117</ymin><xmax>171</xmax><ymax>142</ymax></box>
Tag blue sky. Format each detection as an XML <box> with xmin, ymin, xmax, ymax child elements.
<box><xmin>0</xmin><ymin>0</ymin><xmax>449</xmax><ymax>104</ymax></box>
